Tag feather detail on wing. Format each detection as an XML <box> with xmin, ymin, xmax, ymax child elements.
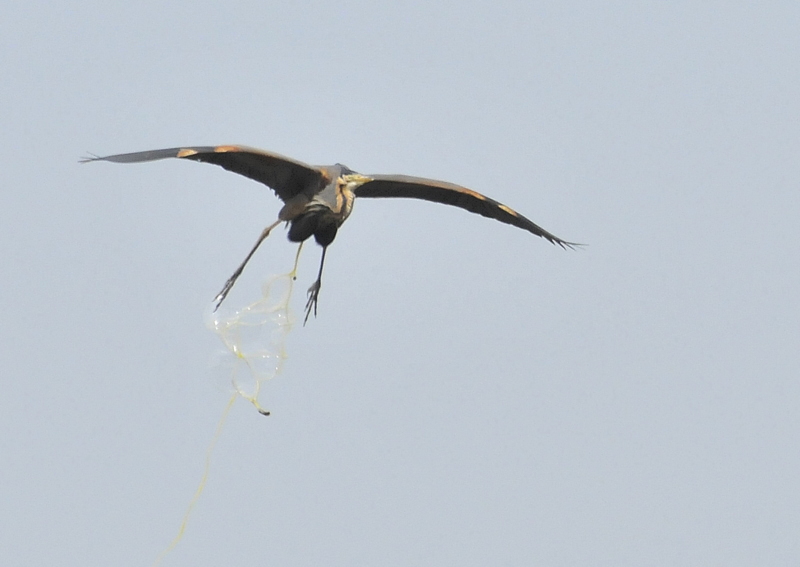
<box><xmin>81</xmin><ymin>145</ymin><xmax>324</xmax><ymax>202</ymax></box>
<box><xmin>355</xmin><ymin>174</ymin><xmax>576</xmax><ymax>247</ymax></box>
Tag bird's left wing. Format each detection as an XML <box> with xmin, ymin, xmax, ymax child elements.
<box><xmin>82</xmin><ymin>145</ymin><xmax>324</xmax><ymax>202</ymax></box>
<box><xmin>354</xmin><ymin>174</ymin><xmax>576</xmax><ymax>248</ymax></box>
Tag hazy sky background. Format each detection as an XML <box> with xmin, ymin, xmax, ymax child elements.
<box><xmin>2</xmin><ymin>1</ymin><xmax>799</xmax><ymax>565</ymax></box>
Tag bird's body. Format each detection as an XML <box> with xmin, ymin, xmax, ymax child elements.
<box><xmin>283</xmin><ymin>165</ymin><xmax>360</xmax><ymax>246</ymax></box>
<box><xmin>83</xmin><ymin>145</ymin><xmax>576</xmax><ymax>321</ymax></box>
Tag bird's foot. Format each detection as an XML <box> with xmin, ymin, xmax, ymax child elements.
<box><xmin>304</xmin><ymin>280</ymin><xmax>321</xmax><ymax>325</ymax></box>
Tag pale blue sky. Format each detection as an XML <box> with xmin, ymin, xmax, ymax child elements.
<box><xmin>2</xmin><ymin>1</ymin><xmax>799</xmax><ymax>565</ymax></box>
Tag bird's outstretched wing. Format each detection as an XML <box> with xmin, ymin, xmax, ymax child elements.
<box><xmin>81</xmin><ymin>145</ymin><xmax>324</xmax><ymax>202</ymax></box>
<box><xmin>355</xmin><ymin>174</ymin><xmax>577</xmax><ymax>248</ymax></box>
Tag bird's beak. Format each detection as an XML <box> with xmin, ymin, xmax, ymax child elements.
<box><xmin>342</xmin><ymin>173</ymin><xmax>374</xmax><ymax>190</ymax></box>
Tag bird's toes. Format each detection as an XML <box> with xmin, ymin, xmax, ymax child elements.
<box><xmin>306</xmin><ymin>280</ymin><xmax>321</xmax><ymax>296</ymax></box>
<box><xmin>303</xmin><ymin>282</ymin><xmax>322</xmax><ymax>325</ymax></box>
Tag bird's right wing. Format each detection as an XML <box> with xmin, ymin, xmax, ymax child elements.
<box><xmin>355</xmin><ymin>174</ymin><xmax>576</xmax><ymax>248</ymax></box>
<box><xmin>81</xmin><ymin>145</ymin><xmax>325</xmax><ymax>202</ymax></box>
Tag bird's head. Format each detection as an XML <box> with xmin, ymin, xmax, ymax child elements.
<box><xmin>338</xmin><ymin>166</ymin><xmax>373</xmax><ymax>191</ymax></box>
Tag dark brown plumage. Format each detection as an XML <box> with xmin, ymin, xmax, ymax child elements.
<box><xmin>83</xmin><ymin>144</ymin><xmax>577</xmax><ymax>321</ymax></box>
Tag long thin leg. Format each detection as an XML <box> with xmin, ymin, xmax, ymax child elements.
<box><xmin>304</xmin><ymin>246</ymin><xmax>327</xmax><ymax>325</ymax></box>
<box><xmin>290</xmin><ymin>241</ymin><xmax>304</xmax><ymax>280</ymax></box>
<box><xmin>213</xmin><ymin>219</ymin><xmax>282</xmax><ymax>311</ymax></box>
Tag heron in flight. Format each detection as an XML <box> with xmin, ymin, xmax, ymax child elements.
<box><xmin>84</xmin><ymin>145</ymin><xmax>576</xmax><ymax>322</ymax></box>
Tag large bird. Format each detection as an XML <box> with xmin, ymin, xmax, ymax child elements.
<box><xmin>83</xmin><ymin>145</ymin><xmax>576</xmax><ymax>322</ymax></box>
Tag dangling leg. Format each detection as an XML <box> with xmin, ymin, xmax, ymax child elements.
<box><xmin>213</xmin><ymin>218</ymin><xmax>282</xmax><ymax>311</ymax></box>
<box><xmin>304</xmin><ymin>246</ymin><xmax>328</xmax><ymax>325</ymax></box>
<box><xmin>289</xmin><ymin>241</ymin><xmax>304</xmax><ymax>281</ymax></box>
